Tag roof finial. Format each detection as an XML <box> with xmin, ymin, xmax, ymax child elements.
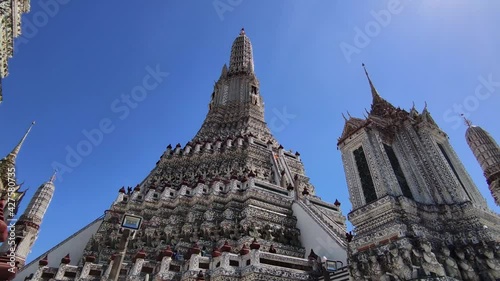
<box><xmin>461</xmin><ymin>114</ymin><xmax>472</xmax><ymax>128</ymax></box>
<box><xmin>240</xmin><ymin>28</ymin><xmax>245</xmax><ymax>35</ymax></box>
<box><xmin>347</xmin><ymin>111</ymin><xmax>352</xmax><ymax>118</ymax></box>
<box><xmin>362</xmin><ymin>63</ymin><xmax>380</xmax><ymax>99</ymax></box>
<box><xmin>49</xmin><ymin>169</ymin><xmax>57</xmax><ymax>183</ymax></box>
<box><xmin>7</xmin><ymin>121</ymin><xmax>35</xmax><ymax>163</ymax></box>
<box><xmin>341</xmin><ymin>113</ymin><xmax>347</xmax><ymax>121</ymax></box>
<box><xmin>423</xmin><ymin>101</ymin><xmax>428</xmax><ymax>111</ymax></box>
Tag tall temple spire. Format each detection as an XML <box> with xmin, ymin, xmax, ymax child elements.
<box><xmin>193</xmin><ymin>29</ymin><xmax>274</xmax><ymax>142</ymax></box>
<box><xmin>16</xmin><ymin>29</ymin><xmax>345</xmax><ymax>281</ymax></box>
<box><xmin>0</xmin><ymin>121</ymin><xmax>36</xmax><ymax>195</ymax></box>
<box><xmin>466</xmin><ymin>123</ymin><xmax>500</xmax><ymax>205</ymax></box>
<box><xmin>0</xmin><ymin>171</ymin><xmax>57</xmax><ymax>268</ymax></box>
<box><xmin>5</xmin><ymin>121</ymin><xmax>35</xmax><ymax>164</ymax></box>
<box><xmin>20</xmin><ymin>173</ymin><xmax>56</xmax><ymax>224</ymax></box>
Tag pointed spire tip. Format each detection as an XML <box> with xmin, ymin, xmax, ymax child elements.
<box><xmin>361</xmin><ymin>63</ymin><xmax>380</xmax><ymax>99</ymax></box>
<box><xmin>461</xmin><ymin>114</ymin><xmax>473</xmax><ymax>128</ymax></box>
<box><xmin>7</xmin><ymin>121</ymin><xmax>36</xmax><ymax>162</ymax></box>
<box><xmin>49</xmin><ymin>169</ymin><xmax>57</xmax><ymax>183</ymax></box>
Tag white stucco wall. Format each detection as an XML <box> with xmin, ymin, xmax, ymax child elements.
<box><xmin>14</xmin><ymin>217</ymin><xmax>103</xmax><ymax>281</ymax></box>
<box><xmin>292</xmin><ymin>202</ymin><xmax>347</xmax><ymax>264</ymax></box>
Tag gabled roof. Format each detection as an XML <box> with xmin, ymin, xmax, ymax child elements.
<box><xmin>338</xmin><ymin>117</ymin><xmax>368</xmax><ymax>145</ymax></box>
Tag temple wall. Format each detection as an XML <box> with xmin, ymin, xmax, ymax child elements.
<box><xmin>14</xmin><ymin>218</ymin><xmax>103</xmax><ymax>281</ymax></box>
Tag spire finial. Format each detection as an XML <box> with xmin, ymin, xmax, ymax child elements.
<box><xmin>461</xmin><ymin>114</ymin><xmax>472</xmax><ymax>128</ymax></box>
<box><xmin>240</xmin><ymin>28</ymin><xmax>245</xmax><ymax>35</ymax></box>
<box><xmin>7</xmin><ymin>121</ymin><xmax>35</xmax><ymax>163</ymax></box>
<box><xmin>362</xmin><ymin>63</ymin><xmax>380</xmax><ymax>99</ymax></box>
<box><xmin>49</xmin><ymin>169</ymin><xmax>57</xmax><ymax>183</ymax></box>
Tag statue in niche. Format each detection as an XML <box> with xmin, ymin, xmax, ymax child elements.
<box><xmin>443</xmin><ymin>232</ymin><xmax>453</xmax><ymax>245</ymax></box>
<box><xmin>250</xmin><ymin>91</ymin><xmax>259</xmax><ymax>105</ymax></box>
<box><xmin>455</xmin><ymin>247</ymin><xmax>479</xmax><ymax>281</ymax></box>
<box><xmin>248</xmin><ymin>224</ymin><xmax>260</xmax><ymax>239</ymax></box>
<box><xmin>218</xmin><ymin>227</ymin><xmax>225</xmax><ymax>238</ymax></box>
<box><xmin>170</xmin><ymin>237</ymin><xmax>178</xmax><ymax>246</ymax></box>
<box><xmin>90</xmin><ymin>237</ymin><xmax>100</xmax><ymax>252</ymax></box>
<box><xmin>144</xmin><ymin>234</ymin><xmax>152</xmax><ymax>247</ymax></box>
<box><xmin>181</xmin><ymin>231</ymin><xmax>191</xmax><ymax>242</ymax></box>
<box><xmin>260</xmin><ymin>224</ymin><xmax>274</xmax><ymax>241</ymax></box>
<box><xmin>349</xmin><ymin>258</ymin><xmax>364</xmax><ymax>280</ymax></box>
<box><xmin>467</xmin><ymin>231</ymin><xmax>480</xmax><ymax>245</ymax></box>
<box><xmin>437</xmin><ymin>245</ymin><xmax>462</xmax><ymax>280</ymax></box>
<box><xmin>387</xmin><ymin>244</ymin><xmax>412</xmax><ymax>280</ymax></box>
<box><xmin>283</xmin><ymin>228</ymin><xmax>294</xmax><ymax>245</ymax></box>
<box><xmin>224</xmin><ymin>226</ymin><xmax>233</xmax><ymax>239</ymax></box>
<box><xmin>151</xmin><ymin>238</ymin><xmax>161</xmax><ymax>248</ymax></box>
<box><xmin>477</xmin><ymin>243</ymin><xmax>500</xmax><ymax>281</ymax></box>
<box><xmin>356</xmin><ymin>252</ymin><xmax>371</xmax><ymax>277</ymax></box>
<box><xmin>399</xmin><ymin>246</ymin><xmax>418</xmax><ymax>277</ymax></box>
<box><xmin>411</xmin><ymin>244</ymin><xmax>427</xmax><ymax>277</ymax></box>
<box><xmin>418</xmin><ymin>239</ymin><xmax>445</xmax><ymax>277</ymax></box>
<box><xmin>231</xmin><ymin>224</ymin><xmax>242</xmax><ymax>240</ymax></box>
<box><xmin>197</xmin><ymin>229</ymin><xmax>206</xmax><ymax>241</ymax></box>
<box><xmin>291</xmin><ymin>233</ymin><xmax>301</xmax><ymax>247</ymax></box>
<box><xmin>274</xmin><ymin>227</ymin><xmax>286</xmax><ymax>244</ymax></box>
<box><xmin>367</xmin><ymin>251</ymin><xmax>391</xmax><ymax>281</ymax></box>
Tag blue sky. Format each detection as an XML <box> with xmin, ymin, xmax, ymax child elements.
<box><xmin>1</xmin><ymin>0</ymin><xmax>499</xmax><ymax>263</ymax></box>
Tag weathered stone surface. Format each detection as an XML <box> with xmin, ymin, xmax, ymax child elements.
<box><xmin>21</xmin><ymin>29</ymin><xmax>346</xmax><ymax>281</ymax></box>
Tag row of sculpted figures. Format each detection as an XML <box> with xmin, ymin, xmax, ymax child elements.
<box><xmin>86</xmin><ymin>213</ymin><xmax>302</xmax><ymax>261</ymax></box>
<box><xmin>349</xmin><ymin>238</ymin><xmax>500</xmax><ymax>281</ymax></box>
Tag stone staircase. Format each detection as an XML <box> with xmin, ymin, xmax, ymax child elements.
<box><xmin>317</xmin><ymin>266</ymin><xmax>350</xmax><ymax>281</ymax></box>
<box><xmin>294</xmin><ymin>200</ymin><xmax>347</xmax><ymax>249</ymax></box>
